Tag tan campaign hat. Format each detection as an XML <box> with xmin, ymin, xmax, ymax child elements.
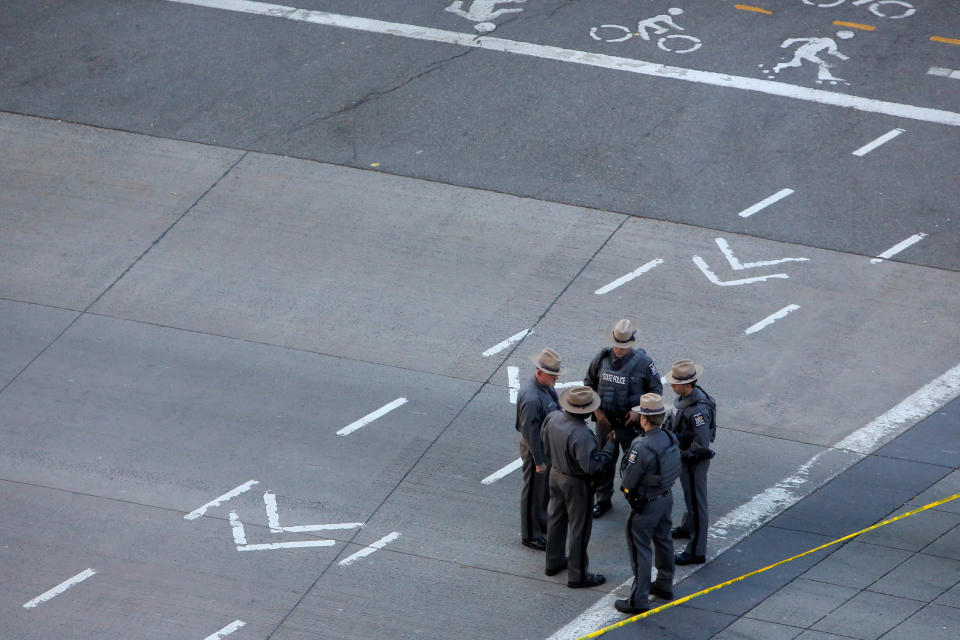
<box><xmin>608</xmin><ymin>319</ymin><xmax>638</xmax><ymax>348</ymax></box>
<box><xmin>663</xmin><ymin>359</ymin><xmax>704</xmax><ymax>385</ymax></box>
<box><xmin>533</xmin><ymin>348</ymin><xmax>566</xmax><ymax>375</ymax></box>
<box><xmin>633</xmin><ymin>393</ymin><xmax>666</xmax><ymax>415</ymax></box>
<box><xmin>559</xmin><ymin>386</ymin><xmax>602</xmax><ymax>414</ymax></box>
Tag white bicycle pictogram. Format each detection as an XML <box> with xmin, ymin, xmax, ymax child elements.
<box><xmin>801</xmin><ymin>0</ymin><xmax>916</xmax><ymax>19</ymax></box>
<box><xmin>589</xmin><ymin>8</ymin><xmax>703</xmax><ymax>54</ymax></box>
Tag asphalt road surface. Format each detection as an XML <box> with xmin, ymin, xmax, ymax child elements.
<box><xmin>1</xmin><ymin>1</ymin><xmax>958</xmax><ymax>639</ymax></box>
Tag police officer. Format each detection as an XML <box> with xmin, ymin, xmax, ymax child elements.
<box><xmin>516</xmin><ymin>348</ymin><xmax>563</xmax><ymax>550</ymax></box>
<box><xmin>616</xmin><ymin>393</ymin><xmax>680</xmax><ymax>615</ymax></box>
<box><xmin>542</xmin><ymin>386</ymin><xmax>617</xmax><ymax>588</ymax></box>
<box><xmin>584</xmin><ymin>319</ymin><xmax>663</xmax><ymax>518</ymax></box>
<box><xmin>663</xmin><ymin>360</ymin><xmax>716</xmax><ymax>565</ymax></box>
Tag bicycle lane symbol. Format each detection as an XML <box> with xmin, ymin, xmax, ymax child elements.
<box><xmin>589</xmin><ymin>8</ymin><xmax>702</xmax><ymax>54</ymax></box>
<box><xmin>800</xmin><ymin>0</ymin><xmax>916</xmax><ymax>20</ymax></box>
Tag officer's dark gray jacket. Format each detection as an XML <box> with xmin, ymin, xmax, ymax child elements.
<box><xmin>664</xmin><ymin>386</ymin><xmax>714</xmax><ymax>462</ymax></box>
<box><xmin>515</xmin><ymin>375</ymin><xmax>559</xmax><ymax>467</ymax></box>
<box><xmin>620</xmin><ymin>428</ymin><xmax>681</xmax><ymax>500</ymax></box>
<box><xmin>584</xmin><ymin>347</ymin><xmax>663</xmax><ymax>415</ymax></box>
<box><xmin>541</xmin><ymin>410</ymin><xmax>617</xmax><ymax>477</ymax></box>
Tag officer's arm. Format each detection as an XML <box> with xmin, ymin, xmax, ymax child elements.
<box><xmin>518</xmin><ymin>397</ymin><xmax>547</xmax><ymax>466</ymax></box>
<box><xmin>583</xmin><ymin>353</ymin><xmax>603</xmax><ymax>391</ymax></box>
<box><xmin>681</xmin><ymin>403</ymin><xmax>714</xmax><ymax>460</ymax></box>
<box><xmin>646</xmin><ymin>360</ymin><xmax>664</xmax><ymax>395</ymax></box>
<box><xmin>574</xmin><ymin>430</ymin><xmax>617</xmax><ymax>475</ymax></box>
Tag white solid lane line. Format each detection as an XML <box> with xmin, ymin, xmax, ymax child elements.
<box><xmin>338</xmin><ymin>531</ymin><xmax>401</xmax><ymax>566</ymax></box>
<box><xmin>482</xmin><ymin>329</ymin><xmax>531</xmax><ymax>357</ymax></box>
<box><xmin>737</xmin><ymin>189</ymin><xmax>794</xmax><ymax>218</ymax></box>
<box><xmin>184</xmin><ymin>480</ymin><xmax>259</xmax><ymax>520</ymax></box>
<box><xmin>745</xmin><ymin>304</ymin><xmax>800</xmax><ymax>335</ymax></box>
<box><xmin>23</xmin><ymin>569</ymin><xmax>96</xmax><ymax>609</ymax></box>
<box><xmin>852</xmin><ymin>128</ymin><xmax>905</xmax><ymax>156</ymax></box>
<box><xmin>594</xmin><ymin>259</ymin><xmax>664</xmax><ymax>295</ymax></box>
<box><xmin>163</xmin><ymin>0</ymin><xmax>960</xmax><ymax>128</ymax></box>
<box><xmin>203</xmin><ymin>620</ymin><xmax>246</xmax><ymax>640</ymax></box>
<box><xmin>482</xmin><ymin>457</ymin><xmax>523</xmax><ymax>485</ymax></box>
<box><xmin>871</xmin><ymin>233</ymin><xmax>927</xmax><ymax>263</ymax></box>
<box><xmin>547</xmin><ymin>361</ymin><xmax>960</xmax><ymax>640</ymax></box>
<box><xmin>337</xmin><ymin>397</ymin><xmax>408</xmax><ymax>436</ymax></box>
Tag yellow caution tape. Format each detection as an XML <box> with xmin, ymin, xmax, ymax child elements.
<box><xmin>577</xmin><ymin>491</ymin><xmax>960</xmax><ymax>639</ymax></box>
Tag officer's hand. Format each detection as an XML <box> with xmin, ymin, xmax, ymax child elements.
<box><xmin>595</xmin><ymin>408</ymin><xmax>611</xmax><ymax>429</ymax></box>
<box><xmin>607</xmin><ymin>430</ymin><xmax>616</xmax><ymax>442</ymax></box>
<box><xmin>535</xmin><ymin>464</ymin><xmax>547</xmax><ymax>474</ymax></box>
<box><xmin>625</xmin><ymin>410</ymin><xmax>639</xmax><ymax>426</ymax></box>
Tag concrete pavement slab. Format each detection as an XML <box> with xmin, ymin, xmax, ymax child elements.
<box><xmin>919</xmin><ymin>525</ymin><xmax>960</xmax><ymax>562</ymax></box>
<box><xmin>875</xmin><ymin>399</ymin><xmax>960</xmax><ymax>468</ymax></box>
<box><xmin>712</xmin><ymin>618</ymin><xmax>803</xmax><ymax>640</ymax></box>
<box><xmin>800</xmin><ymin>541</ymin><xmax>912</xmax><ymax>591</ymax></box>
<box><xmin>0</xmin><ymin>112</ymin><xmax>243</xmax><ymax>309</ymax></box>
<box><xmin>90</xmin><ymin>151</ymin><xmax>624</xmax><ymax>381</ymax></box>
<box><xmin>868</xmin><ymin>553</ymin><xmax>960</xmax><ymax>602</ymax></box>
<box><xmin>880</xmin><ymin>604</ymin><xmax>960</xmax><ymax>640</ymax></box>
<box><xmin>855</xmin><ymin>506</ymin><xmax>960</xmax><ymax>553</ymax></box>
<box><xmin>934</xmin><ymin>581</ymin><xmax>960</xmax><ymax>608</ymax></box>
<box><xmin>909</xmin><ymin>470</ymin><xmax>960</xmax><ymax>515</ymax></box>
<box><xmin>744</xmin><ymin>578</ymin><xmax>858</xmax><ymax>629</ymax></box>
<box><xmin>0</xmin><ymin>299</ymin><xmax>77</xmax><ymax>389</ymax></box>
<box><xmin>597</xmin><ymin>602</ymin><xmax>737</xmax><ymax>640</ymax></box>
<box><xmin>810</xmin><ymin>591</ymin><xmax>924</xmax><ymax>640</ymax></box>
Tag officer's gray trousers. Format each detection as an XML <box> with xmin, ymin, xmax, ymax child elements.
<box><xmin>626</xmin><ymin>493</ymin><xmax>675</xmax><ymax>609</ymax></box>
<box><xmin>679</xmin><ymin>459</ymin><xmax>710</xmax><ymax>557</ymax></box>
<box><xmin>520</xmin><ymin>438</ymin><xmax>549</xmax><ymax>541</ymax></box>
<box><xmin>546</xmin><ymin>469</ymin><xmax>593</xmax><ymax>583</ymax></box>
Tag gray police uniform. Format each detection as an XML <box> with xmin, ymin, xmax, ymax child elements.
<box><xmin>515</xmin><ymin>375</ymin><xmax>560</xmax><ymax>543</ymax></box>
<box><xmin>584</xmin><ymin>347</ymin><xmax>662</xmax><ymax>503</ymax></box>
<box><xmin>541</xmin><ymin>410</ymin><xmax>618</xmax><ymax>582</ymax></box>
<box><xmin>620</xmin><ymin>428</ymin><xmax>681</xmax><ymax>610</ymax></box>
<box><xmin>665</xmin><ymin>386</ymin><xmax>715</xmax><ymax>558</ymax></box>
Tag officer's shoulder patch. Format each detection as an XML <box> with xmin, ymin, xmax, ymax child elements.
<box><xmin>694</xmin><ymin>413</ymin><xmax>706</xmax><ymax>427</ymax></box>
<box><xmin>627</xmin><ymin>449</ymin><xmax>639</xmax><ymax>464</ymax></box>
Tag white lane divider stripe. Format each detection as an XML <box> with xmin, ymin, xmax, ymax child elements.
<box><xmin>737</xmin><ymin>189</ymin><xmax>794</xmax><ymax>218</ymax></box>
<box><xmin>928</xmin><ymin>66</ymin><xmax>960</xmax><ymax>80</ymax></box>
<box><xmin>508</xmin><ymin>366</ymin><xmax>520</xmax><ymax>404</ymax></box>
<box><xmin>745</xmin><ymin>304</ymin><xmax>800</xmax><ymax>335</ymax></box>
<box><xmin>337</xmin><ymin>397</ymin><xmax>407</xmax><ymax>436</ymax></box>
<box><xmin>482</xmin><ymin>329</ymin><xmax>531</xmax><ymax>357</ymax></box>
<box><xmin>594</xmin><ymin>258</ymin><xmax>664</xmax><ymax>295</ymax></box>
<box><xmin>162</xmin><ymin>0</ymin><xmax>960</xmax><ymax>128</ymax></box>
<box><xmin>203</xmin><ymin>620</ymin><xmax>246</xmax><ymax>640</ymax></box>
<box><xmin>852</xmin><ymin>128</ymin><xmax>905</xmax><ymax>156</ymax></box>
<box><xmin>547</xmin><ymin>360</ymin><xmax>960</xmax><ymax>639</ymax></box>
<box><xmin>482</xmin><ymin>457</ymin><xmax>523</xmax><ymax>485</ymax></box>
<box><xmin>338</xmin><ymin>531</ymin><xmax>401</xmax><ymax>566</ymax></box>
<box><xmin>185</xmin><ymin>480</ymin><xmax>259</xmax><ymax>520</ymax></box>
<box><xmin>23</xmin><ymin>569</ymin><xmax>96</xmax><ymax>609</ymax></box>
<box><xmin>870</xmin><ymin>233</ymin><xmax>927</xmax><ymax>263</ymax></box>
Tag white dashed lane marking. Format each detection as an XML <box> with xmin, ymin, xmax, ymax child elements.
<box><xmin>482</xmin><ymin>329</ymin><xmax>531</xmax><ymax>357</ymax></box>
<box><xmin>336</xmin><ymin>397</ymin><xmax>408</xmax><ymax>436</ymax></box>
<box><xmin>184</xmin><ymin>480</ymin><xmax>259</xmax><ymax>520</ymax></box>
<box><xmin>203</xmin><ymin>620</ymin><xmax>246</xmax><ymax>640</ymax></box>
<box><xmin>744</xmin><ymin>304</ymin><xmax>801</xmax><ymax>335</ymax></box>
<box><xmin>852</xmin><ymin>128</ymin><xmax>905</xmax><ymax>156</ymax></box>
<box><xmin>737</xmin><ymin>188</ymin><xmax>794</xmax><ymax>218</ymax></box>
<box><xmin>23</xmin><ymin>569</ymin><xmax>96</xmax><ymax>609</ymax></box>
<box><xmin>871</xmin><ymin>233</ymin><xmax>927</xmax><ymax>263</ymax></box>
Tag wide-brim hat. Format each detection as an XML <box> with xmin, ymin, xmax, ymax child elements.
<box><xmin>633</xmin><ymin>393</ymin><xmax>666</xmax><ymax>415</ymax></box>
<box><xmin>663</xmin><ymin>359</ymin><xmax>704</xmax><ymax>385</ymax></box>
<box><xmin>532</xmin><ymin>348</ymin><xmax>566</xmax><ymax>375</ymax></box>
<box><xmin>559</xmin><ymin>386</ymin><xmax>602</xmax><ymax>414</ymax></box>
<box><xmin>607</xmin><ymin>318</ymin><xmax>638</xmax><ymax>348</ymax></box>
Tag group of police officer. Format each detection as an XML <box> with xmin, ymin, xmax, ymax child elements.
<box><xmin>514</xmin><ymin>319</ymin><xmax>717</xmax><ymax>614</ymax></box>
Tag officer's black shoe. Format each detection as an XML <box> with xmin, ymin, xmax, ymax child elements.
<box><xmin>522</xmin><ymin>537</ymin><xmax>547</xmax><ymax>551</ymax></box>
<box><xmin>674</xmin><ymin>552</ymin><xmax>706</xmax><ymax>565</ymax></box>
<box><xmin>592</xmin><ymin>501</ymin><xmax>612</xmax><ymax>518</ymax></box>
<box><xmin>544</xmin><ymin>560</ymin><xmax>567</xmax><ymax>576</ymax></box>
<box><xmin>671</xmin><ymin>527</ymin><xmax>690</xmax><ymax>539</ymax></box>
<box><xmin>649</xmin><ymin>585</ymin><xmax>674</xmax><ymax>601</ymax></box>
<box><xmin>568</xmin><ymin>573</ymin><xmax>606</xmax><ymax>588</ymax></box>
<box><xmin>614</xmin><ymin>599</ymin><xmax>648</xmax><ymax>615</ymax></box>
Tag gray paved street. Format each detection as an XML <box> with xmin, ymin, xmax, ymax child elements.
<box><xmin>1</xmin><ymin>1</ymin><xmax>958</xmax><ymax>639</ymax></box>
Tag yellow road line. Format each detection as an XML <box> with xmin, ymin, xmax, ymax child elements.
<box><xmin>577</xmin><ymin>491</ymin><xmax>960</xmax><ymax>639</ymax></box>
<box><xmin>735</xmin><ymin>4</ymin><xmax>773</xmax><ymax>14</ymax></box>
<box><xmin>833</xmin><ymin>20</ymin><xmax>876</xmax><ymax>31</ymax></box>
<box><xmin>931</xmin><ymin>36</ymin><xmax>960</xmax><ymax>46</ymax></box>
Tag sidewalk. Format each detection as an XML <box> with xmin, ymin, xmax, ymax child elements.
<box><xmin>603</xmin><ymin>395</ymin><xmax>960</xmax><ymax>640</ymax></box>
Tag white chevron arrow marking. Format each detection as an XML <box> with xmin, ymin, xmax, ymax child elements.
<box><xmin>714</xmin><ymin>238</ymin><xmax>810</xmax><ymax>270</ymax></box>
<box><xmin>693</xmin><ymin>256</ymin><xmax>789</xmax><ymax>286</ymax></box>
